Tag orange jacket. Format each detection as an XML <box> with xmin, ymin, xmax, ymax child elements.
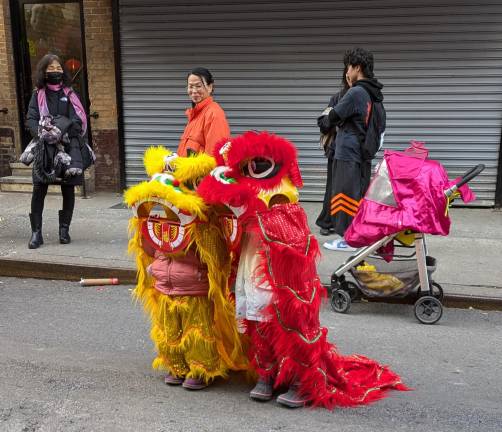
<box><xmin>177</xmin><ymin>97</ymin><xmax>230</xmax><ymax>157</ymax></box>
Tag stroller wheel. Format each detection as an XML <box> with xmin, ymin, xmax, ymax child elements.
<box><xmin>414</xmin><ymin>296</ymin><xmax>443</xmax><ymax>324</ymax></box>
<box><xmin>331</xmin><ymin>290</ymin><xmax>351</xmax><ymax>314</ymax></box>
<box><xmin>430</xmin><ymin>282</ymin><xmax>444</xmax><ymax>301</ymax></box>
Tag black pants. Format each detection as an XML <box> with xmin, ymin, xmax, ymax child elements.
<box><xmin>31</xmin><ymin>183</ymin><xmax>75</xmax><ymax>217</ymax></box>
<box><xmin>316</xmin><ymin>156</ymin><xmax>335</xmax><ymax>231</ymax></box>
<box><xmin>316</xmin><ymin>159</ymin><xmax>372</xmax><ymax>237</ymax></box>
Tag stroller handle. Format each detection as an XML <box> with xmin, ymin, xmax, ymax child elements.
<box><xmin>444</xmin><ymin>164</ymin><xmax>485</xmax><ymax>197</ymax></box>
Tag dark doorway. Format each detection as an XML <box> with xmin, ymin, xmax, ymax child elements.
<box><xmin>10</xmin><ymin>0</ymin><xmax>91</xmax><ymax>150</ymax></box>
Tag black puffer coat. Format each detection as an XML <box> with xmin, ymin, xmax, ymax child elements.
<box><xmin>26</xmin><ymin>88</ymin><xmax>84</xmax><ymax>186</ymax></box>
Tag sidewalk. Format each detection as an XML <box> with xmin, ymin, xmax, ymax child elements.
<box><xmin>1</xmin><ymin>191</ymin><xmax>502</xmax><ymax>309</ymax></box>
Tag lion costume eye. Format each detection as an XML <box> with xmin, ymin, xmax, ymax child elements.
<box><xmin>242</xmin><ymin>157</ymin><xmax>281</xmax><ymax>179</ymax></box>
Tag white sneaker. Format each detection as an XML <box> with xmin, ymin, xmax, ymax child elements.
<box><xmin>322</xmin><ymin>239</ymin><xmax>357</xmax><ymax>252</ymax></box>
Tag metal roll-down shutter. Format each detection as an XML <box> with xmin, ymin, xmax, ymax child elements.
<box><xmin>118</xmin><ymin>0</ymin><xmax>502</xmax><ymax>204</ymax></box>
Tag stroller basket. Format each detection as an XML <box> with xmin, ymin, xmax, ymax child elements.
<box><xmin>351</xmin><ymin>255</ymin><xmax>436</xmax><ymax>298</ymax></box>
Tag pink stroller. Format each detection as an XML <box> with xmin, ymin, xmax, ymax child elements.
<box><xmin>330</xmin><ymin>142</ymin><xmax>484</xmax><ymax>324</ymax></box>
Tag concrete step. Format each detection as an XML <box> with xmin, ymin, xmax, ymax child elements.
<box><xmin>0</xmin><ymin>175</ymin><xmax>82</xmax><ymax>194</ymax></box>
<box><xmin>9</xmin><ymin>162</ymin><xmax>32</xmax><ymax>177</ymax></box>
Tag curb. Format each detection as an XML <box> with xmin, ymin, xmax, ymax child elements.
<box><xmin>1</xmin><ymin>258</ymin><xmax>502</xmax><ymax>312</ymax></box>
<box><xmin>324</xmin><ymin>285</ymin><xmax>502</xmax><ymax>312</ymax></box>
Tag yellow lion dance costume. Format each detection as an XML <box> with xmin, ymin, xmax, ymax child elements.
<box><xmin>125</xmin><ymin>147</ymin><xmax>247</xmax><ymax>389</ymax></box>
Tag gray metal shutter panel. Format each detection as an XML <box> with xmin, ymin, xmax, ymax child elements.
<box><xmin>119</xmin><ymin>0</ymin><xmax>502</xmax><ymax>205</ymax></box>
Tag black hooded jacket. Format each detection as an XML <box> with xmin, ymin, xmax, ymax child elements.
<box><xmin>318</xmin><ymin>78</ymin><xmax>384</xmax><ymax>163</ymax></box>
<box><xmin>354</xmin><ymin>79</ymin><xmax>384</xmax><ymax>102</ymax></box>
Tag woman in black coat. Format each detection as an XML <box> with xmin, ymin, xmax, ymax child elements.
<box><xmin>25</xmin><ymin>53</ymin><xmax>87</xmax><ymax>249</ymax></box>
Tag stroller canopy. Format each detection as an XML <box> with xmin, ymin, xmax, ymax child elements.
<box><xmin>345</xmin><ymin>142</ymin><xmax>471</xmax><ymax>247</ymax></box>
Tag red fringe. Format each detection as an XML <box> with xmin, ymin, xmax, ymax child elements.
<box><xmin>212</xmin><ymin>131</ymin><xmax>302</xmax><ymax>191</ymax></box>
<box><xmin>250</xmin><ymin>203</ymin><xmax>409</xmax><ymax>409</ymax></box>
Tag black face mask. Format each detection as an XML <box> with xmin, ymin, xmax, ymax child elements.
<box><xmin>46</xmin><ymin>72</ymin><xmax>64</xmax><ymax>85</ymax></box>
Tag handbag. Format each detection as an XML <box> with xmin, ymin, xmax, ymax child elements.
<box><xmin>79</xmin><ymin>136</ymin><xmax>96</xmax><ymax>170</ymax></box>
<box><xmin>19</xmin><ymin>138</ymin><xmax>38</xmax><ymax>166</ymax></box>
<box><xmin>318</xmin><ymin>106</ymin><xmax>336</xmax><ymax>157</ymax></box>
<box><xmin>320</xmin><ymin>130</ymin><xmax>335</xmax><ymax>152</ymax></box>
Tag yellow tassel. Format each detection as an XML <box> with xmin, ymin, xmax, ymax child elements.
<box><xmin>186</xmin><ymin>362</ymin><xmax>228</xmax><ymax>384</ymax></box>
<box><xmin>194</xmin><ymin>222</ymin><xmax>250</xmax><ymax>372</ymax></box>
<box><xmin>179</xmin><ymin>327</ymin><xmax>217</xmax><ymax>350</ymax></box>
<box><xmin>144</xmin><ymin>146</ymin><xmax>171</xmax><ymax>177</ymax></box>
<box><xmin>173</xmin><ymin>153</ymin><xmax>216</xmax><ymax>183</ymax></box>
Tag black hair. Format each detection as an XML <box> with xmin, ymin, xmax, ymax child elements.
<box><xmin>34</xmin><ymin>53</ymin><xmax>71</xmax><ymax>89</ymax></box>
<box><xmin>339</xmin><ymin>65</ymin><xmax>350</xmax><ymax>98</ymax></box>
<box><xmin>187</xmin><ymin>67</ymin><xmax>214</xmax><ymax>86</ymax></box>
<box><xmin>343</xmin><ymin>47</ymin><xmax>375</xmax><ymax>79</ymax></box>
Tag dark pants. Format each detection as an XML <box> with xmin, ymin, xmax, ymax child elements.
<box><xmin>316</xmin><ymin>158</ymin><xmax>372</xmax><ymax>237</ymax></box>
<box><xmin>31</xmin><ymin>183</ymin><xmax>75</xmax><ymax>218</ymax></box>
<box><xmin>316</xmin><ymin>157</ymin><xmax>335</xmax><ymax>231</ymax></box>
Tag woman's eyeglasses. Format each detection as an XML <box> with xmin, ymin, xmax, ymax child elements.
<box><xmin>187</xmin><ymin>83</ymin><xmax>205</xmax><ymax>91</ymax></box>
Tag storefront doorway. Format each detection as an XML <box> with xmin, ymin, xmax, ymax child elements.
<box><xmin>10</xmin><ymin>0</ymin><xmax>91</xmax><ymax>150</ymax></box>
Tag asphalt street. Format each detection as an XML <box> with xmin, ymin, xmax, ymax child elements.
<box><xmin>0</xmin><ymin>277</ymin><xmax>501</xmax><ymax>432</ymax></box>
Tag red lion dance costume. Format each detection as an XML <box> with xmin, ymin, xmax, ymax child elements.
<box><xmin>198</xmin><ymin>131</ymin><xmax>408</xmax><ymax>408</ymax></box>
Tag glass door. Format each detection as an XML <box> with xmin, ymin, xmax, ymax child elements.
<box><xmin>12</xmin><ymin>0</ymin><xmax>90</xmax><ymax>149</ymax></box>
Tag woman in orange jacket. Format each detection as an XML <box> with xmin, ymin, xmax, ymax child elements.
<box><xmin>177</xmin><ymin>67</ymin><xmax>230</xmax><ymax>157</ymax></box>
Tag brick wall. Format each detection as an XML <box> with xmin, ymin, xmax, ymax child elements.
<box><xmin>0</xmin><ymin>130</ymin><xmax>16</xmax><ymax>177</ymax></box>
<box><xmin>83</xmin><ymin>0</ymin><xmax>120</xmax><ymax>191</ymax></box>
<box><xmin>0</xmin><ymin>0</ymin><xmax>20</xmax><ymax>176</ymax></box>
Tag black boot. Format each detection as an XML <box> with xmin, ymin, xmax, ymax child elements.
<box><xmin>28</xmin><ymin>213</ymin><xmax>43</xmax><ymax>249</ymax></box>
<box><xmin>58</xmin><ymin>210</ymin><xmax>72</xmax><ymax>244</ymax></box>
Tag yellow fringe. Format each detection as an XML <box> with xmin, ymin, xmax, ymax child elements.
<box><xmin>149</xmin><ymin>295</ymin><xmax>230</xmax><ymax>383</ymax></box>
<box><xmin>194</xmin><ymin>220</ymin><xmax>250</xmax><ymax>372</ymax></box>
<box><xmin>124</xmin><ymin>150</ymin><xmax>249</xmax><ymax>379</ymax></box>
<box><xmin>179</xmin><ymin>327</ymin><xmax>216</xmax><ymax>349</ymax></box>
<box><xmin>185</xmin><ymin>361</ymin><xmax>229</xmax><ymax>383</ymax></box>
<box><xmin>157</xmin><ymin>294</ymin><xmax>191</xmax><ymax>315</ymax></box>
<box><xmin>172</xmin><ymin>153</ymin><xmax>216</xmax><ymax>183</ymax></box>
<box><xmin>152</xmin><ymin>357</ymin><xmax>228</xmax><ymax>384</ymax></box>
<box><xmin>151</xmin><ymin>325</ymin><xmax>183</xmax><ymax>354</ymax></box>
<box><xmin>144</xmin><ymin>146</ymin><xmax>172</xmax><ymax>177</ymax></box>
<box><xmin>124</xmin><ymin>180</ymin><xmax>208</xmax><ymax>221</ymax></box>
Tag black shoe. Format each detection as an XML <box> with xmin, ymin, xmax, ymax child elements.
<box><xmin>28</xmin><ymin>213</ymin><xmax>43</xmax><ymax>249</ymax></box>
<box><xmin>58</xmin><ymin>210</ymin><xmax>72</xmax><ymax>244</ymax></box>
<box><xmin>28</xmin><ymin>231</ymin><xmax>43</xmax><ymax>249</ymax></box>
<box><xmin>59</xmin><ymin>225</ymin><xmax>71</xmax><ymax>244</ymax></box>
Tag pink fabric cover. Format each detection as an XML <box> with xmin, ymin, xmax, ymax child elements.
<box><xmin>147</xmin><ymin>250</ymin><xmax>209</xmax><ymax>296</ymax></box>
<box><xmin>450</xmin><ymin>177</ymin><xmax>476</xmax><ymax>203</ymax></box>
<box><xmin>345</xmin><ymin>148</ymin><xmax>475</xmax><ymax>248</ymax></box>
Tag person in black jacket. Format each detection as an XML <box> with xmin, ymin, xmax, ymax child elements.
<box><xmin>316</xmin><ymin>69</ymin><xmax>349</xmax><ymax>236</ymax></box>
<box><xmin>317</xmin><ymin>48</ymin><xmax>384</xmax><ymax>251</ymax></box>
<box><xmin>25</xmin><ymin>53</ymin><xmax>87</xmax><ymax>249</ymax></box>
